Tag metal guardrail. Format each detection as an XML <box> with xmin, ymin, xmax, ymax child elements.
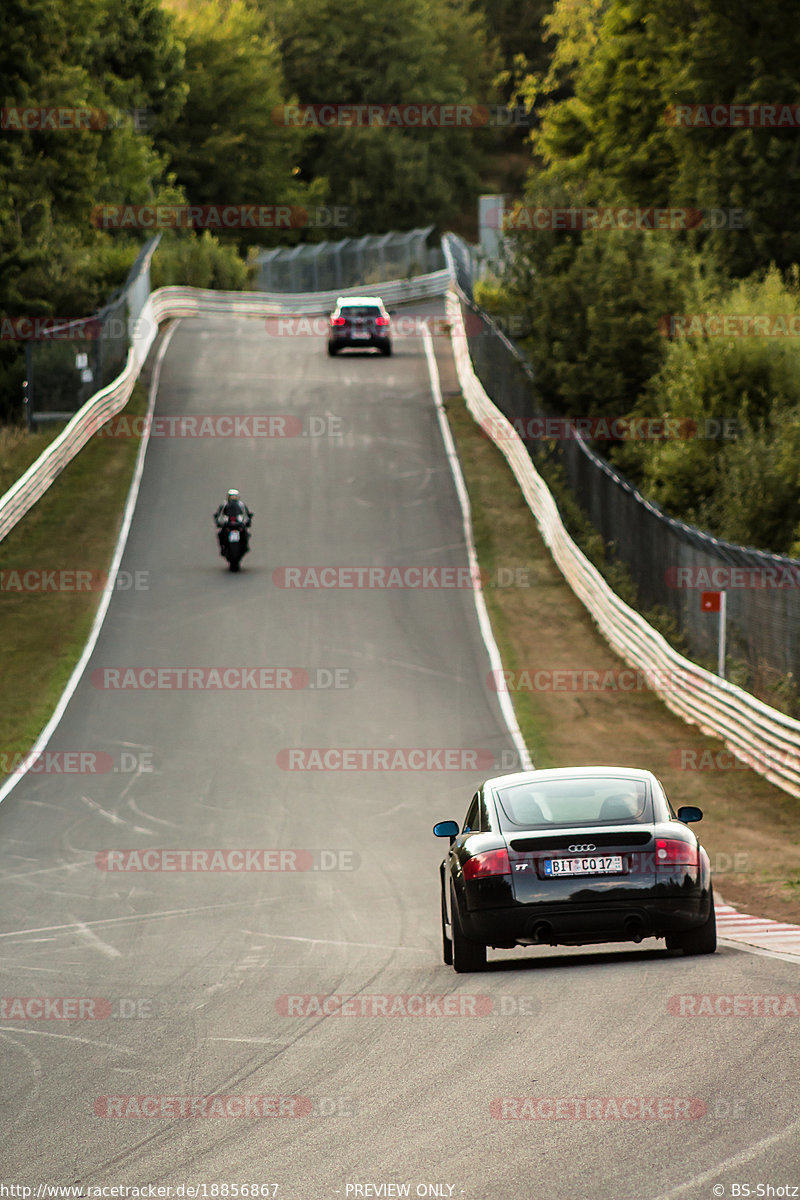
<box><xmin>158</xmin><ymin>272</ymin><xmax>451</xmax><ymax>316</ymax></box>
<box><xmin>445</xmin><ymin>288</ymin><xmax>800</xmax><ymax>799</ymax></box>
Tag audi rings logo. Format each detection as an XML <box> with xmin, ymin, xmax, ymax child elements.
<box><xmin>568</xmin><ymin>844</ymin><xmax>596</xmax><ymax>853</ymax></box>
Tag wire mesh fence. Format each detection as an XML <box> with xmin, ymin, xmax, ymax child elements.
<box><xmin>442</xmin><ymin>233</ymin><xmax>800</xmax><ymax>690</ymax></box>
<box><xmin>25</xmin><ymin>236</ymin><xmax>160</xmax><ymax>427</ymax></box>
<box><xmin>255</xmin><ymin>228</ymin><xmax>444</xmax><ymax>292</ymax></box>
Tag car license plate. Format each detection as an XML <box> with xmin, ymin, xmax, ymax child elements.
<box><xmin>544</xmin><ymin>855</ymin><xmax>623</xmax><ymax>876</ymax></box>
<box><xmin>352</xmin><ymin>331</ymin><xmax>370</xmax><ymax>339</ymax></box>
<box><xmin>228</xmin><ymin>530</ymin><xmax>240</xmax><ymax>542</ymax></box>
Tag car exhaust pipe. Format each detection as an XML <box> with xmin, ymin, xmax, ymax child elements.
<box><xmin>624</xmin><ymin>915</ymin><xmax>645</xmax><ymax>944</ymax></box>
<box><xmin>531</xmin><ymin>921</ymin><xmax>553</xmax><ymax>944</ymax></box>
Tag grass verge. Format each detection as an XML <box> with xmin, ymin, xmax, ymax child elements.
<box><xmin>0</xmin><ymin>422</ymin><xmax>67</xmax><ymax>497</ymax></box>
<box><xmin>435</xmin><ymin>346</ymin><xmax>800</xmax><ymax>925</ymax></box>
<box><xmin>0</xmin><ymin>381</ymin><xmax>148</xmax><ymax>771</ymax></box>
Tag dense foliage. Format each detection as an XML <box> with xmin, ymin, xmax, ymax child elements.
<box><xmin>1</xmin><ymin>0</ymin><xmax>508</xmax><ymax>422</ymax></box>
<box><xmin>485</xmin><ymin>0</ymin><xmax>800</xmax><ymax>555</ymax></box>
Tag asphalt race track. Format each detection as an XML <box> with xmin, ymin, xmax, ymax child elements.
<box><xmin>1</xmin><ymin>310</ymin><xmax>799</xmax><ymax>1197</ymax></box>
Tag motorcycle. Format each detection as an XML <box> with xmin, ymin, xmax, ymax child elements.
<box><xmin>217</xmin><ymin>514</ymin><xmax>251</xmax><ymax>572</ymax></box>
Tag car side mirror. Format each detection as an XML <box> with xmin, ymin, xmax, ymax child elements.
<box><xmin>433</xmin><ymin>820</ymin><xmax>459</xmax><ymax>844</ymax></box>
<box><xmin>677</xmin><ymin>805</ymin><xmax>703</xmax><ymax>823</ymax></box>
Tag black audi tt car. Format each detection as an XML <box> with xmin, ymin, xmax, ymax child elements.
<box><xmin>434</xmin><ymin>767</ymin><xmax>715</xmax><ymax>972</ymax></box>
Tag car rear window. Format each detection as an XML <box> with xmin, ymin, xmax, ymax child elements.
<box><xmin>494</xmin><ymin>777</ymin><xmax>649</xmax><ymax>828</ymax></box>
<box><xmin>340</xmin><ymin>306</ymin><xmax>382</xmax><ymax>318</ymax></box>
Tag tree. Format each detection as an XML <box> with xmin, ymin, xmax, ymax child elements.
<box><xmin>264</xmin><ymin>0</ymin><xmax>497</xmax><ymax>232</ymax></box>
<box><xmin>527</xmin><ymin>0</ymin><xmax>800</xmax><ymax>275</ymax></box>
<box><xmin>158</xmin><ymin>0</ymin><xmax>314</xmax><ymax>240</ymax></box>
<box><xmin>0</xmin><ymin>0</ymin><xmax>186</xmax><ymax>420</ymax></box>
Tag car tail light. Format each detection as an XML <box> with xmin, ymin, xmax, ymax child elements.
<box><xmin>463</xmin><ymin>848</ymin><xmax>510</xmax><ymax>879</ymax></box>
<box><xmin>375</xmin><ymin>316</ymin><xmax>389</xmax><ymax>326</ymax></box>
<box><xmin>331</xmin><ymin>317</ymin><xmax>346</xmax><ymax>326</ymax></box>
<box><xmin>655</xmin><ymin>838</ymin><xmax>698</xmax><ymax>870</ymax></box>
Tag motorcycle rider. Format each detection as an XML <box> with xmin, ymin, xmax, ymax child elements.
<box><xmin>214</xmin><ymin>488</ymin><xmax>253</xmax><ymax>556</ymax></box>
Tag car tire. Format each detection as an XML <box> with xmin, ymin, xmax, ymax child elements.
<box><xmin>381</xmin><ymin>343</ymin><xmax>392</xmax><ymax>357</ymax></box>
<box><xmin>327</xmin><ymin>343</ymin><xmax>337</xmax><ymax>356</ymax></box>
<box><xmin>450</xmin><ymin>883</ymin><xmax>486</xmax><ymax>972</ymax></box>
<box><xmin>666</xmin><ymin>886</ymin><xmax>717</xmax><ymax>955</ymax></box>
<box><xmin>441</xmin><ymin>879</ymin><xmax>453</xmax><ymax>965</ymax></box>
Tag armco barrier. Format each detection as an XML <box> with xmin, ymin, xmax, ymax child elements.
<box><xmin>0</xmin><ymin>272</ymin><xmax>450</xmax><ymax>544</ymax></box>
<box><xmin>446</xmin><ymin>289</ymin><xmax>800</xmax><ymax>798</ymax></box>
<box><xmin>152</xmin><ymin>271</ymin><xmax>450</xmax><ymax>318</ymax></box>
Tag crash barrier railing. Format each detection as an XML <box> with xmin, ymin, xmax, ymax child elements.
<box><xmin>445</xmin><ymin>288</ymin><xmax>800</xmax><ymax>799</ymax></box>
<box><xmin>156</xmin><ymin>271</ymin><xmax>451</xmax><ymax>317</ymax></box>
<box><xmin>0</xmin><ymin>271</ymin><xmax>452</xmax><ymax>545</ymax></box>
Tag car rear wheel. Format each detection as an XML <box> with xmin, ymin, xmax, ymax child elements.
<box><xmin>450</xmin><ymin>884</ymin><xmax>486</xmax><ymax>972</ymax></box>
<box><xmin>441</xmin><ymin>879</ymin><xmax>453</xmax><ymax>965</ymax></box>
<box><xmin>666</xmin><ymin>886</ymin><xmax>717</xmax><ymax>955</ymax></box>
<box><xmin>327</xmin><ymin>343</ymin><xmax>337</xmax><ymax>356</ymax></box>
<box><xmin>381</xmin><ymin>344</ymin><xmax>392</xmax><ymax>357</ymax></box>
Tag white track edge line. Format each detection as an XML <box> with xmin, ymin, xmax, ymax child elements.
<box><xmin>0</xmin><ymin>321</ymin><xmax>180</xmax><ymax>806</ymax></box>
<box><xmin>651</xmin><ymin>1112</ymin><xmax>800</xmax><ymax>1200</ymax></box>
<box><xmin>422</xmin><ymin>327</ymin><xmax>532</xmax><ymax>772</ymax></box>
<box><xmin>717</xmin><ymin>939</ymin><xmax>800</xmax><ymax>965</ymax></box>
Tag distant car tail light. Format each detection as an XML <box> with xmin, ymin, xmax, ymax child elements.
<box><xmin>375</xmin><ymin>316</ymin><xmax>389</xmax><ymax>326</ymax></box>
<box><xmin>331</xmin><ymin>317</ymin><xmax>346</xmax><ymax>326</ymax></box>
<box><xmin>463</xmin><ymin>848</ymin><xmax>510</xmax><ymax>879</ymax></box>
<box><xmin>655</xmin><ymin>838</ymin><xmax>699</xmax><ymax>870</ymax></box>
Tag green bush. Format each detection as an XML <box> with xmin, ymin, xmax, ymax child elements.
<box><xmin>613</xmin><ymin>265</ymin><xmax>800</xmax><ymax>554</ymax></box>
<box><xmin>150</xmin><ymin>231</ymin><xmax>251</xmax><ymax>291</ymax></box>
